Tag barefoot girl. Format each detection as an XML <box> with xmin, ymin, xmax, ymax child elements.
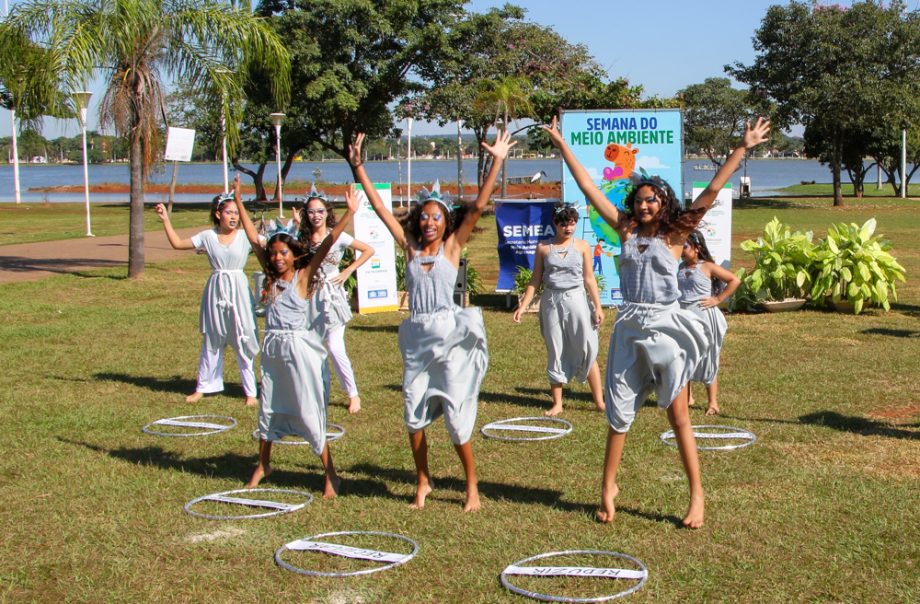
<box><xmin>349</xmin><ymin>130</ymin><xmax>515</xmax><ymax>512</ymax></box>
<box><xmin>512</xmin><ymin>203</ymin><xmax>606</xmax><ymax>416</ymax></box>
<box><xmin>155</xmin><ymin>189</ymin><xmax>259</xmax><ymax>406</ymax></box>
<box><xmin>544</xmin><ymin>116</ymin><xmax>769</xmax><ymax>528</ymax></box>
<box><xmin>238</xmin><ymin>181</ymin><xmax>359</xmax><ymax>497</ymax></box>
<box><xmin>297</xmin><ymin>186</ymin><xmax>375</xmax><ymax>414</ymax></box>
<box><xmin>678</xmin><ymin>230</ymin><xmax>740</xmax><ymax>416</ymax></box>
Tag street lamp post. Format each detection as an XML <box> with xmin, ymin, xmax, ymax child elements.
<box><xmin>270</xmin><ymin>112</ymin><xmax>285</xmax><ymax>217</ymax></box>
<box><xmin>406</xmin><ymin>117</ymin><xmax>413</xmax><ymax>202</ymax></box>
<box><xmin>74</xmin><ymin>91</ymin><xmax>94</xmax><ymax>237</ymax></box>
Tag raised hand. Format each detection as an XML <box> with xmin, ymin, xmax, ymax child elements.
<box><xmin>540</xmin><ymin>116</ymin><xmax>566</xmax><ymax>149</ymax></box>
<box><xmin>344</xmin><ymin>185</ymin><xmax>360</xmax><ymax>215</ymax></box>
<box><xmin>481</xmin><ymin>129</ymin><xmax>517</xmax><ymax>162</ymax></box>
<box><xmin>233</xmin><ymin>174</ymin><xmax>241</xmax><ymax>203</ymax></box>
<box><xmin>742</xmin><ymin>117</ymin><xmax>771</xmax><ymax>150</ymax></box>
<box><xmin>155</xmin><ymin>203</ymin><xmax>169</xmax><ymax>222</ymax></box>
<box><xmin>348</xmin><ymin>133</ymin><xmax>365</xmax><ymax>167</ymax></box>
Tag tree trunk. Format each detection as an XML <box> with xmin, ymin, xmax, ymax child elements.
<box><xmin>234</xmin><ymin>159</ymin><xmax>268</xmax><ymax>200</ymax></box>
<box><xmin>127</xmin><ymin>132</ymin><xmax>146</xmax><ymax>278</ymax></box>
<box><xmin>831</xmin><ymin>137</ymin><xmax>843</xmax><ymax>207</ymax></box>
<box><xmin>167</xmin><ymin>161</ymin><xmax>178</xmax><ymax>214</ymax></box>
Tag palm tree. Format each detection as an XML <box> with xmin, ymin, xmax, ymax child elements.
<box><xmin>473</xmin><ymin>76</ymin><xmax>533</xmax><ymax>196</ymax></box>
<box><xmin>0</xmin><ymin>0</ymin><xmax>290</xmax><ymax>277</ymax></box>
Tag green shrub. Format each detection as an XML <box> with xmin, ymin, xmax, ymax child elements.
<box><xmin>735</xmin><ymin>217</ymin><xmax>815</xmax><ymax>308</ymax></box>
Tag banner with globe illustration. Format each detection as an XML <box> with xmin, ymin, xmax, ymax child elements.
<box><xmin>560</xmin><ymin>109</ymin><xmax>683</xmax><ymax>306</ymax></box>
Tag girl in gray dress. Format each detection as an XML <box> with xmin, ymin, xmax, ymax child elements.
<box><xmin>155</xmin><ymin>190</ymin><xmax>259</xmax><ymax>406</ymax></box>
<box><xmin>348</xmin><ymin>130</ymin><xmax>515</xmax><ymax>512</ymax></box>
<box><xmin>236</xmin><ymin>180</ymin><xmax>359</xmax><ymax>497</ymax></box>
<box><xmin>678</xmin><ymin>230</ymin><xmax>739</xmax><ymax>416</ymax></box>
<box><xmin>544</xmin><ymin>116</ymin><xmax>770</xmax><ymax>528</ymax></box>
<box><xmin>513</xmin><ymin>204</ymin><xmax>606</xmax><ymax>416</ymax></box>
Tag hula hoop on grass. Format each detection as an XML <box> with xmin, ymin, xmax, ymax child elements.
<box><xmin>250</xmin><ymin>423</ymin><xmax>345</xmax><ymax>445</ymax></box>
<box><xmin>184</xmin><ymin>488</ymin><xmax>313</xmax><ymax>520</ymax></box>
<box><xmin>480</xmin><ymin>417</ymin><xmax>573</xmax><ymax>441</ymax></box>
<box><xmin>659</xmin><ymin>424</ymin><xmax>756</xmax><ymax>451</ymax></box>
<box><xmin>275</xmin><ymin>531</ymin><xmax>418</xmax><ymax>578</ymax></box>
<box><xmin>142</xmin><ymin>415</ymin><xmax>237</xmax><ymax>437</ymax></box>
<box><xmin>500</xmin><ymin>550</ymin><xmax>648</xmax><ymax>603</ymax></box>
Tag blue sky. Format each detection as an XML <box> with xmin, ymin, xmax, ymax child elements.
<box><xmin>0</xmin><ymin>0</ymin><xmax>890</xmax><ymax>138</ymax></box>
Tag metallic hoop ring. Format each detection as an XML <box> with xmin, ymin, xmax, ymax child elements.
<box><xmin>184</xmin><ymin>488</ymin><xmax>313</xmax><ymax>520</ymax></box>
<box><xmin>275</xmin><ymin>531</ymin><xmax>419</xmax><ymax>578</ymax></box>
<box><xmin>501</xmin><ymin>550</ymin><xmax>648</xmax><ymax>603</ymax></box>
<box><xmin>250</xmin><ymin>423</ymin><xmax>345</xmax><ymax>445</ymax></box>
<box><xmin>481</xmin><ymin>417</ymin><xmax>573</xmax><ymax>441</ymax></box>
<box><xmin>142</xmin><ymin>415</ymin><xmax>237</xmax><ymax>437</ymax></box>
<box><xmin>659</xmin><ymin>424</ymin><xmax>757</xmax><ymax>451</ymax></box>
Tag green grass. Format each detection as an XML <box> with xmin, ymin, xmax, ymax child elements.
<box><xmin>779</xmin><ymin>182</ymin><xmax>920</xmax><ymax>197</ymax></box>
<box><xmin>0</xmin><ymin>198</ymin><xmax>917</xmax><ymax>602</ymax></box>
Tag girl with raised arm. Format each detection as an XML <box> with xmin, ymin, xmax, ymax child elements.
<box><xmin>512</xmin><ymin>203</ymin><xmax>606</xmax><ymax>416</ymax></box>
<box><xmin>297</xmin><ymin>185</ymin><xmax>375</xmax><ymax>414</ymax></box>
<box><xmin>236</xmin><ymin>178</ymin><xmax>359</xmax><ymax>497</ymax></box>
<box><xmin>543</xmin><ymin>116</ymin><xmax>770</xmax><ymax>528</ymax></box>
<box><xmin>349</xmin><ymin>130</ymin><xmax>515</xmax><ymax>512</ymax></box>
<box><xmin>678</xmin><ymin>230</ymin><xmax>740</xmax><ymax>416</ymax></box>
<box><xmin>155</xmin><ymin>187</ymin><xmax>259</xmax><ymax>406</ymax></box>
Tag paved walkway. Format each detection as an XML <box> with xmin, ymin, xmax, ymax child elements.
<box><xmin>0</xmin><ymin>227</ymin><xmax>201</xmax><ymax>283</ymax></box>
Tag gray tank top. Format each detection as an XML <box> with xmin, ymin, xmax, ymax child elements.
<box><xmin>619</xmin><ymin>234</ymin><xmax>679</xmax><ymax>304</ymax></box>
<box><xmin>542</xmin><ymin>241</ymin><xmax>583</xmax><ymax>290</ymax></box>
<box><xmin>406</xmin><ymin>244</ymin><xmax>458</xmax><ymax>314</ymax></box>
<box><xmin>265</xmin><ymin>271</ymin><xmax>308</xmax><ymax>330</ymax></box>
<box><xmin>677</xmin><ymin>264</ymin><xmax>712</xmax><ymax>303</ymax></box>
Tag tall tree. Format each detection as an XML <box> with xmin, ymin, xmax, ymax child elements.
<box><xmin>728</xmin><ymin>1</ymin><xmax>919</xmax><ymax>206</ymax></box>
<box><xmin>0</xmin><ymin>0</ymin><xmax>290</xmax><ymax>277</ymax></box>
<box><xmin>678</xmin><ymin>78</ymin><xmax>762</xmax><ymax>167</ymax></box>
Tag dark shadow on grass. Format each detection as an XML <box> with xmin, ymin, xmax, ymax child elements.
<box><xmin>0</xmin><ymin>255</ymin><xmax>127</xmax><ymax>279</ymax></box>
<box><xmin>515</xmin><ymin>386</ymin><xmax>595</xmax><ymax>404</ymax></box>
<box><xmin>95</xmin><ymin>371</ymin><xmax>205</xmax><ymax>396</ymax></box>
<box><xmin>890</xmin><ymin>302</ymin><xmax>920</xmax><ymax>318</ymax></box>
<box><xmin>861</xmin><ymin>327</ymin><xmax>919</xmax><ymax>338</ymax></box>
<box><xmin>349</xmin><ymin>324</ymin><xmax>400</xmax><ymax>333</ymax></box>
<box><xmin>59</xmin><ymin>439</ymin><xmax>394</xmax><ymax>499</ymax></box>
<box><xmin>799</xmin><ymin>411</ymin><xmax>919</xmax><ymax>440</ymax></box>
<box><xmin>733</xmin><ymin>198</ymin><xmax>796</xmax><ymax>210</ymax></box>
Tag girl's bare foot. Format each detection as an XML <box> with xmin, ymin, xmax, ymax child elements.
<box><xmin>705</xmin><ymin>403</ymin><xmax>720</xmax><ymax>416</ymax></box>
<box><xmin>409</xmin><ymin>482</ymin><xmax>433</xmax><ymax>509</ymax></box>
<box><xmin>544</xmin><ymin>404</ymin><xmax>563</xmax><ymax>417</ymax></box>
<box><xmin>347</xmin><ymin>396</ymin><xmax>361</xmax><ymax>414</ymax></box>
<box><xmin>323</xmin><ymin>475</ymin><xmax>341</xmax><ymax>499</ymax></box>
<box><xmin>463</xmin><ymin>484</ymin><xmax>481</xmax><ymax>513</ymax></box>
<box><xmin>244</xmin><ymin>396</ymin><xmax>258</xmax><ymax>407</ymax></box>
<box><xmin>245</xmin><ymin>464</ymin><xmax>272</xmax><ymax>488</ymax></box>
<box><xmin>682</xmin><ymin>493</ymin><xmax>705</xmax><ymax>529</ymax></box>
<box><xmin>186</xmin><ymin>391</ymin><xmax>204</xmax><ymax>403</ymax></box>
<box><xmin>596</xmin><ymin>484</ymin><xmax>619</xmax><ymax>523</ymax></box>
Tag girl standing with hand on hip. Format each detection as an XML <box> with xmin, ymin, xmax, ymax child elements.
<box><xmin>155</xmin><ymin>182</ymin><xmax>259</xmax><ymax>406</ymax></box>
<box><xmin>544</xmin><ymin>116</ymin><xmax>769</xmax><ymax>528</ymax></box>
<box><xmin>348</xmin><ymin>130</ymin><xmax>515</xmax><ymax>512</ymax></box>
<box><xmin>513</xmin><ymin>203</ymin><xmax>606</xmax><ymax>416</ymax></box>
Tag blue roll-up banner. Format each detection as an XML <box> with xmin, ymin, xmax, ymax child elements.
<box><xmin>494</xmin><ymin>199</ymin><xmax>557</xmax><ymax>292</ymax></box>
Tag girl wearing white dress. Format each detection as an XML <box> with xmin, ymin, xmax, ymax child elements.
<box><xmin>513</xmin><ymin>204</ymin><xmax>605</xmax><ymax>416</ymax></box>
<box><xmin>348</xmin><ymin>130</ymin><xmax>515</xmax><ymax>512</ymax></box>
<box><xmin>155</xmin><ymin>192</ymin><xmax>259</xmax><ymax>406</ymax></box>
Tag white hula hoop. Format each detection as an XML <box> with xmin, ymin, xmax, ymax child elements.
<box><xmin>501</xmin><ymin>550</ymin><xmax>648</xmax><ymax>602</ymax></box>
<box><xmin>142</xmin><ymin>415</ymin><xmax>237</xmax><ymax>437</ymax></box>
<box><xmin>275</xmin><ymin>531</ymin><xmax>419</xmax><ymax>577</ymax></box>
<box><xmin>184</xmin><ymin>487</ymin><xmax>313</xmax><ymax>520</ymax></box>
<box><xmin>659</xmin><ymin>424</ymin><xmax>757</xmax><ymax>451</ymax></box>
<box><xmin>250</xmin><ymin>423</ymin><xmax>345</xmax><ymax>445</ymax></box>
<box><xmin>481</xmin><ymin>417</ymin><xmax>573</xmax><ymax>441</ymax></box>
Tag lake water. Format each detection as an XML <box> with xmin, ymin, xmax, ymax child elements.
<box><xmin>0</xmin><ymin>157</ymin><xmax>880</xmax><ymax>204</ymax></box>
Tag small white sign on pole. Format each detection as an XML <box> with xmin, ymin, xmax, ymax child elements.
<box><xmin>691</xmin><ymin>182</ymin><xmax>732</xmax><ymax>269</ymax></box>
<box><xmin>354</xmin><ymin>183</ymin><xmax>399</xmax><ymax>313</ymax></box>
<box><xmin>164</xmin><ymin>127</ymin><xmax>196</xmax><ymax>162</ymax></box>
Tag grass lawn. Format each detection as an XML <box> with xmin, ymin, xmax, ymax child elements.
<box><xmin>0</xmin><ymin>197</ymin><xmax>917</xmax><ymax>602</ymax></box>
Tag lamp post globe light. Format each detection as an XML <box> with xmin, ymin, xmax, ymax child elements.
<box><xmin>270</xmin><ymin>112</ymin><xmax>285</xmax><ymax>217</ymax></box>
<box><xmin>73</xmin><ymin>90</ymin><xmax>94</xmax><ymax>237</ymax></box>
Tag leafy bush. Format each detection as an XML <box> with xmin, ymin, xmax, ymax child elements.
<box><xmin>736</xmin><ymin>217</ymin><xmax>815</xmax><ymax>306</ymax></box>
<box><xmin>461</xmin><ymin>248</ymin><xmax>483</xmax><ymax>295</ymax></box>
<box><xmin>513</xmin><ymin>265</ymin><xmax>535</xmax><ymax>295</ymax></box>
<box><xmin>809</xmin><ymin>218</ymin><xmax>906</xmax><ymax>314</ymax></box>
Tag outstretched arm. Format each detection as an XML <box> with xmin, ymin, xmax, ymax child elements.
<box><xmin>233</xmin><ymin>175</ymin><xmax>269</xmax><ymax>270</ymax></box>
<box><xmin>302</xmin><ymin>186</ymin><xmax>360</xmax><ymax>287</ymax></box>
<box><xmin>691</xmin><ymin>117</ymin><xmax>770</xmax><ymax>213</ymax></box>
<box><xmin>349</xmin><ymin>133</ymin><xmax>409</xmax><ymax>250</ymax></box>
<box><xmin>542</xmin><ymin>116</ymin><xmax>624</xmax><ymax>234</ymax></box>
<box><xmin>155</xmin><ymin>204</ymin><xmax>196</xmax><ymax>250</ymax></box>
<box><xmin>451</xmin><ymin>130</ymin><xmax>516</xmax><ymax>249</ymax></box>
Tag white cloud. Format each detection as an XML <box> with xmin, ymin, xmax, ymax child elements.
<box><xmin>636</xmin><ymin>155</ymin><xmax>670</xmax><ymax>171</ymax></box>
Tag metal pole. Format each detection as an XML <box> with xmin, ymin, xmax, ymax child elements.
<box><xmin>3</xmin><ymin>0</ymin><xmax>19</xmax><ymax>205</ymax></box>
<box><xmin>900</xmin><ymin>127</ymin><xmax>907</xmax><ymax>199</ymax></box>
<box><xmin>270</xmin><ymin>112</ymin><xmax>285</xmax><ymax>217</ymax></box>
<box><xmin>74</xmin><ymin>91</ymin><xmax>94</xmax><ymax>236</ymax></box>
<box><xmin>221</xmin><ymin>114</ymin><xmax>229</xmax><ymax>194</ymax></box>
<box><xmin>457</xmin><ymin>120</ymin><xmax>464</xmax><ymax>200</ymax></box>
<box><xmin>407</xmin><ymin>117</ymin><xmax>413</xmax><ymax>202</ymax></box>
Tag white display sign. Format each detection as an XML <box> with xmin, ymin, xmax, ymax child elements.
<box><xmin>164</xmin><ymin>127</ymin><xmax>196</xmax><ymax>162</ymax></box>
<box><xmin>354</xmin><ymin>183</ymin><xmax>399</xmax><ymax>313</ymax></box>
<box><xmin>691</xmin><ymin>182</ymin><xmax>733</xmax><ymax>269</ymax></box>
